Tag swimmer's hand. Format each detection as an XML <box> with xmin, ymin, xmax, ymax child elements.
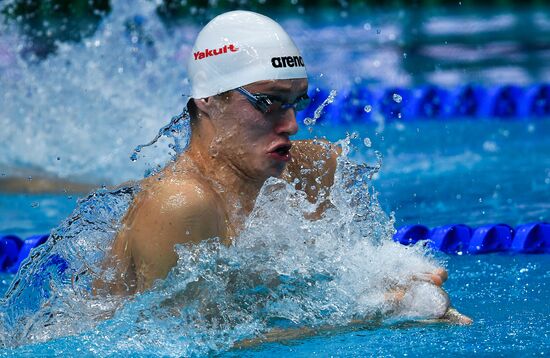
<box><xmin>422</xmin><ymin>268</ymin><xmax>472</xmax><ymax>324</ymax></box>
<box><xmin>386</xmin><ymin>268</ymin><xmax>473</xmax><ymax>326</ymax></box>
<box><xmin>412</xmin><ymin>268</ymin><xmax>448</xmax><ymax>287</ymax></box>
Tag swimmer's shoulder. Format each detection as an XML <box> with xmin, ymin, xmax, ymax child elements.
<box><xmin>120</xmin><ymin>174</ymin><xmax>228</xmax><ymax>290</ymax></box>
<box><xmin>284</xmin><ymin>139</ymin><xmax>340</xmax><ymax>194</ymax></box>
<box><xmin>135</xmin><ymin>173</ymin><xmax>224</xmax><ymax>233</ymax></box>
<box><xmin>287</xmin><ymin>139</ymin><xmax>340</xmax><ymax>172</ymax></box>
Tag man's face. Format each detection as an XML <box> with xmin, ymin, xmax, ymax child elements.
<box><xmin>208</xmin><ymin>78</ymin><xmax>308</xmax><ymax>182</ymax></box>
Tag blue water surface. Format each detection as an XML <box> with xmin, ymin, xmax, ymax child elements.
<box><xmin>224</xmin><ymin>255</ymin><xmax>549</xmax><ymax>357</ymax></box>
<box><xmin>0</xmin><ymin>120</ymin><xmax>548</xmax><ymax>356</ymax></box>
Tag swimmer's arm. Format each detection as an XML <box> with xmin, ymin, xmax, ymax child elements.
<box><xmin>282</xmin><ymin>139</ymin><xmax>340</xmax><ymax>217</ymax></box>
<box><xmin>234</xmin><ymin>306</ymin><xmax>470</xmax><ymax>350</ymax></box>
<box><xmin>234</xmin><ymin>269</ymin><xmax>469</xmax><ymax>349</ymax></box>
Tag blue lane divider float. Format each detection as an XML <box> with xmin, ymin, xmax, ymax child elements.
<box><xmin>0</xmin><ymin>234</ymin><xmax>49</xmax><ymax>273</ymax></box>
<box><xmin>297</xmin><ymin>83</ymin><xmax>550</xmax><ymax>124</ymax></box>
<box><xmin>393</xmin><ymin>222</ymin><xmax>550</xmax><ymax>254</ymax></box>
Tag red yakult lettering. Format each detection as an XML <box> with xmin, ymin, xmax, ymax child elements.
<box><xmin>194</xmin><ymin>44</ymin><xmax>239</xmax><ymax>61</ymax></box>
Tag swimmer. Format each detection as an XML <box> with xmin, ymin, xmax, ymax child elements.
<box><xmin>96</xmin><ymin>10</ymin><xmax>471</xmax><ymax>327</ymax></box>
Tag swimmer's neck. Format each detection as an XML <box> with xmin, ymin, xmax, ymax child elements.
<box><xmin>180</xmin><ymin>131</ymin><xmax>266</xmax><ymax>219</ymax></box>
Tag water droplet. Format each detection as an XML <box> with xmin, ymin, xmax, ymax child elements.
<box><xmin>393</xmin><ymin>93</ymin><xmax>402</xmax><ymax>103</ymax></box>
<box><xmin>364</xmin><ymin>105</ymin><xmax>372</xmax><ymax>113</ymax></box>
<box><xmin>363</xmin><ymin>138</ymin><xmax>372</xmax><ymax>147</ymax></box>
<box><xmin>130</xmin><ymin>153</ymin><xmax>138</xmax><ymax>162</ymax></box>
<box><xmin>482</xmin><ymin>141</ymin><xmax>498</xmax><ymax>152</ymax></box>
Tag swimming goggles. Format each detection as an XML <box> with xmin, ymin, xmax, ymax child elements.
<box><xmin>235</xmin><ymin>87</ymin><xmax>311</xmax><ymax>114</ymax></box>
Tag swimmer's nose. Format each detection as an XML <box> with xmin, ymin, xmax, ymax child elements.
<box><xmin>275</xmin><ymin>109</ymin><xmax>299</xmax><ymax>136</ymax></box>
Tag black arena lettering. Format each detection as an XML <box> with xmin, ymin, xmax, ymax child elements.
<box><xmin>271</xmin><ymin>56</ymin><xmax>305</xmax><ymax>68</ymax></box>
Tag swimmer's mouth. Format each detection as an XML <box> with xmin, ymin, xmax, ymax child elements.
<box><xmin>268</xmin><ymin>143</ymin><xmax>292</xmax><ymax>161</ymax></box>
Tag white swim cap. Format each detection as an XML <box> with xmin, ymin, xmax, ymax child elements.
<box><xmin>188</xmin><ymin>10</ymin><xmax>308</xmax><ymax>99</ymax></box>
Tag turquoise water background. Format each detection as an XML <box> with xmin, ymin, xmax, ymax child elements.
<box><xmin>1</xmin><ymin>0</ymin><xmax>549</xmax><ymax>355</ymax></box>
<box><xmin>1</xmin><ymin>120</ymin><xmax>549</xmax><ymax>356</ymax></box>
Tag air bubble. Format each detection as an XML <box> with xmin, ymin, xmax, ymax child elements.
<box><xmin>363</xmin><ymin>138</ymin><xmax>372</xmax><ymax>147</ymax></box>
<box><xmin>393</xmin><ymin>93</ymin><xmax>402</xmax><ymax>103</ymax></box>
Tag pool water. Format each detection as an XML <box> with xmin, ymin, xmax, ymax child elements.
<box><xmin>304</xmin><ymin>120</ymin><xmax>550</xmax><ymax>228</ymax></box>
<box><xmin>1</xmin><ymin>0</ymin><xmax>549</xmax><ymax>355</ymax></box>
<box><xmin>1</xmin><ymin>120</ymin><xmax>548</xmax><ymax>356</ymax></box>
<box><xmin>224</xmin><ymin>255</ymin><xmax>549</xmax><ymax>357</ymax></box>
<box><xmin>0</xmin><ymin>255</ymin><xmax>547</xmax><ymax>356</ymax></box>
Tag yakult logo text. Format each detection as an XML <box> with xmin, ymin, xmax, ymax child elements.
<box><xmin>194</xmin><ymin>44</ymin><xmax>239</xmax><ymax>60</ymax></box>
<box><xmin>271</xmin><ymin>56</ymin><xmax>305</xmax><ymax>68</ymax></box>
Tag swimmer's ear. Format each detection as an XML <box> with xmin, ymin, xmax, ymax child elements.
<box><xmin>193</xmin><ymin>97</ymin><xmax>215</xmax><ymax>118</ymax></box>
<box><xmin>193</xmin><ymin>97</ymin><xmax>209</xmax><ymax>112</ymax></box>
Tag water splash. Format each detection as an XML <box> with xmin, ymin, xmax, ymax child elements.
<box><xmin>303</xmin><ymin>89</ymin><xmax>338</xmax><ymax>126</ymax></box>
<box><xmin>0</xmin><ymin>134</ymin><xmax>445</xmax><ymax>356</ymax></box>
<box><xmin>130</xmin><ymin>107</ymin><xmax>191</xmax><ymax>164</ymax></box>
<box><xmin>0</xmin><ymin>0</ymin><xmax>193</xmax><ymax>183</ymax></box>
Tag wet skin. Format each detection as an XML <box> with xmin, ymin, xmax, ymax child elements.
<box><xmin>96</xmin><ymin>78</ymin><xmax>471</xmax><ymax>325</ymax></box>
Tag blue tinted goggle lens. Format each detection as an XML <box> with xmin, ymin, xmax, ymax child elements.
<box><xmin>236</xmin><ymin>87</ymin><xmax>310</xmax><ymax>113</ymax></box>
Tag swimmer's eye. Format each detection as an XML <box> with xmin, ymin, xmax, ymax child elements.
<box><xmin>235</xmin><ymin>87</ymin><xmax>311</xmax><ymax>114</ymax></box>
